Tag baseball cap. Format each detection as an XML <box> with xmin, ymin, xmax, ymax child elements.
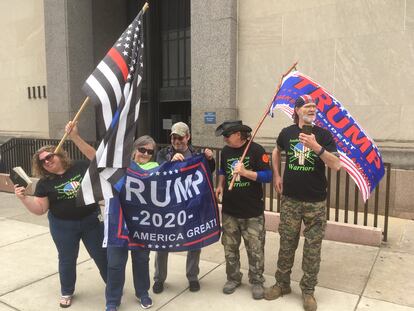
<box><xmin>170</xmin><ymin>122</ymin><xmax>190</xmax><ymax>137</ymax></box>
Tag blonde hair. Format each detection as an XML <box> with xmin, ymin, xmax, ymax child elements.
<box><xmin>32</xmin><ymin>145</ymin><xmax>72</xmax><ymax>179</ymax></box>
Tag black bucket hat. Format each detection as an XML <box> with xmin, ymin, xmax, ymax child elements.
<box><xmin>215</xmin><ymin>120</ymin><xmax>252</xmax><ymax>137</ymax></box>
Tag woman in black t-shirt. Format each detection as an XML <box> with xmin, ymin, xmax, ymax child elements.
<box><xmin>14</xmin><ymin>145</ymin><xmax>107</xmax><ymax>308</ymax></box>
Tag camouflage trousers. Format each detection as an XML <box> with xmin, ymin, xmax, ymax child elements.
<box><xmin>221</xmin><ymin>213</ymin><xmax>265</xmax><ymax>284</ymax></box>
<box><xmin>276</xmin><ymin>196</ymin><xmax>327</xmax><ymax>294</ymax></box>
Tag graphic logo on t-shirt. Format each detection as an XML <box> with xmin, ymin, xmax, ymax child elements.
<box><xmin>63</xmin><ymin>181</ymin><xmax>80</xmax><ymax>195</ymax></box>
<box><xmin>226</xmin><ymin>157</ymin><xmax>251</xmax><ymax>188</ymax></box>
<box><xmin>55</xmin><ymin>174</ymin><xmax>83</xmax><ymax>200</ymax></box>
<box><xmin>287</xmin><ymin>139</ymin><xmax>315</xmax><ymax>172</ymax></box>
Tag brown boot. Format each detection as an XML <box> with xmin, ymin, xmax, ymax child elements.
<box><xmin>263</xmin><ymin>284</ymin><xmax>291</xmax><ymax>300</ymax></box>
<box><xmin>302</xmin><ymin>293</ymin><xmax>317</xmax><ymax>311</ymax></box>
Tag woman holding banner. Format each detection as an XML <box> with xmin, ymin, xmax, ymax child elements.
<box><xmin>104</xmin><ymin>135</ymin><xmax>158</xmax><ymax>311</ymax></box>
<box><xmin>14</xmin><ymin>142</ymin><xmax>107</xmax><ymax>308</ymax></box>
<box><xmin>64</xmin><ymin>121</ymin><xmax>156</xmax><ymax>310</ymax></box>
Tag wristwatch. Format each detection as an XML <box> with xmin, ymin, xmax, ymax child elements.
<box><xmin>316</xmin><ymin>147</ymin><xmax>325</xmax><ymax>157</ymax></box>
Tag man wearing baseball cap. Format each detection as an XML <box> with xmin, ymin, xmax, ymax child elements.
<box><xmin>215</xmin><ymin>120</ymin><xmax>272</xmax><ymax>300</ymax></box>
<box><xmin>264</xmin><ymin>95</ymin><xmax>341</xmax><ymax>311</ymax></box>
<box><xmin>152</xmin><ymin>121</ymin><xmax>215</xmax><ymax>294</ymax></box>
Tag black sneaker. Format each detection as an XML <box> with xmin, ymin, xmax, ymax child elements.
<box><xmin>152</xmin><ymin>281</ymin><xmax>164</xmax><ymax>294</ymax></box>
<box><xmin>189</xmin><ymin>281</ymin><xmax>200</xmax><ymax>292</ymax></box>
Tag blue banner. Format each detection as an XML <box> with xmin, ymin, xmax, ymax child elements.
<box><xmin>106</xmin><ymin>155</ymin><xmax>220</xmax><ymax>250</ymax></box>
<box><xmin>270</xmin><ymin>71</ymin><xmax>385</xmax><ymax>201</ymax></box>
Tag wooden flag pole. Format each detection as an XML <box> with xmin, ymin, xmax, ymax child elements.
<box><xmin>143</xmin><ymin>2</ymin><xmax>149</xmax><ymax>12</ymax></box>
<box><xmin>54</xmin><ymin>2</ymin><xmax>150</xmax><ymax>154</ymax></box>
<box><xmin>54</xmin><ymin>97</ymin><xmax>90</xmax><ymax>153</ymax></box>
<box><xmin>228</xmin><ymin>61</ymin><xmax>298</xmax><ymax>191</ymax></box>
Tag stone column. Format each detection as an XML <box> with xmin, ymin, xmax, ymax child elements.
<box><xmin>191</xmin><ymin>0</ymin><xmax>238</xmax><ymax>148</ymax></box>
<box><xmin>44</xmin><ymin>0</ymin><xmax>96</xmax><ymax>140</ymax></box>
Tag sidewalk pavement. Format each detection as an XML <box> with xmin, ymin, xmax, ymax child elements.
<box><xmin>1</xmin><ymin>192</ymin><xmax>414</xmax><ymax>311</ymax></box>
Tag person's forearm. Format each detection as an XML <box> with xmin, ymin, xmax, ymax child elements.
<box><xmin>19</xmin><ymin>196</ymin><xmax>48</xmax><ymax>215</ymax></box>
<box><xmin>272</xmin><ymin>148</ymin><xmax>282</xmax><ymax>178</ymax></box>
<box><xmin>217</xmin><ymin>174</ymin><xmax>225</xmax><ymax>188</ymax></box>
<box><xmin>320</xmin><ymin>151</ymin><xmax>341</xmax><ymax>171</ymax></box>
<box><xmin>71</xmin><ymin>135</ymin><xmax>96</xmax><ymax>160</ymax></box>
<box><xmin>239</xmin><ymin>169</ymin><xmax>258</xmax><ymax>181</ymax></box>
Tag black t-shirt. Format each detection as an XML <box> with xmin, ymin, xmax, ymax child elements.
<box><xmin>277</xmin><ymin>124</ymin><xmax>338</xmax><ymax>202</ymax></box>
<box><xmin>220</xmin><ymin>141</ymin><xmax>270</xmax><ymax>219</ymax></box>
<box><xmin>34</xmin><ymin>160</ymin><xmax>99</xmax><ymax>220</ymax></box>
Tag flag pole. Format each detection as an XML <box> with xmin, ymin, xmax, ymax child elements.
<box><xmin>54</xmin><ymin>96</ymin><xmax>90</xmax><ymax>153</ymax></box>
<box><xmin>143</xmin><ymin>2</ymin><xmax>149</xmax><ymax>12</ymax></box>
<box><xmin>54</xmin><ymin>2</ymin><xmax>150</xmax><ymax>154</ymax></box>
<box><xmin>228</xmin><ymin>61</ymin><xmax>298</xmax><ymax>191</ymax></box>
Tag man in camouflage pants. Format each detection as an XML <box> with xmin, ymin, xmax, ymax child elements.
<box><xmin>264</xmin><ymin>95</ymin><xmax>341</xmax><ymax>311</ymax></box>
<box><xmin>215</xmin><ymin>120</ymin><xmax>272</xmax><ymax>300</ymax></box>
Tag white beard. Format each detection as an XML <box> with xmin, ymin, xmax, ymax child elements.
<box><xmin>303</xmin><ymin>115</ymin><xmax>315</xmax><ymax>124</ymax></box>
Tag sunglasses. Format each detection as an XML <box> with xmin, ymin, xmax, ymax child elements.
<box><xmin>223</xmin><ymin>131</ymin><xmax>235</xmax><ymax>138</ymax></box>
<box><xmin>137</xmin><ymin>147</ymin><xmax>154</xmax><ymax>155</ymax></box>
<box><xmin>171</xmin><ymin>135</ymin><xmax>185</xmax><ymax>141</ymax></box>
<box><xmin>39</xmin><ymin>153</ymin><xmax>55</xmax><ymax>164</ymax></box>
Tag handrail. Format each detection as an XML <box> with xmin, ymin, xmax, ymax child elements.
<box><xmin>0</xmin><ymin>138</ymin><xmax>391</xmax><ymax>241</ymax></box>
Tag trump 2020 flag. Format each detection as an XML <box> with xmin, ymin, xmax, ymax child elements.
<box><xmin>77</xmin><ymin>8</ymin><xmax>145</xmax><ymax>205</ymax></box>
<box><xmin>105</xmin><ymin>155</ymin><xmax>221</xmax><ymax>251</ymax></box>
<box><xmin>270</xmin><ymin>71</ymin><xmax>384</xmax><ymax>202</ymax></box>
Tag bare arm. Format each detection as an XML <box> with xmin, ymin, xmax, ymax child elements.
<box><xmin>14</xmin><ymin>185</ymin><xmax>49</xmax><ymax>215</ymax></box>
<box><xmin>299</xmin><ymin>133</ymin><xmax>341</xmax><ymax>171</ymax></box>
<box><xmin>215</xmin><ymin>174</ymin><xmax>225</xmax><ymax>202</ymax></box>
<box><xmin>319</xmin><ymin>149</ymin><xmax>341</xmax><ymax>171</ymax></box>
<box><xmin>65</xmin><ymin>121</ymin><xmax>96</xmax><ymax>161</ymax></box>
<box><xmin>272</xmin><ymin>147</ymin><xmax>283</xmax><ymax>193</ymax></box>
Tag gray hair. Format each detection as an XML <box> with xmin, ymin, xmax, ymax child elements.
<box><xmin>132</xmin><ymin>135</ymin><xmax>157</xmax><ymax>158</ymax></box>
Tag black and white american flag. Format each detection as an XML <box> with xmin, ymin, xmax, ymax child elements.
<box><xmin>77</xmin><ymin>9</ymin><xmax>145</xmax><ymax>205</ymax></box>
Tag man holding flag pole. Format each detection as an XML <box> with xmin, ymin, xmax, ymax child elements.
<box><xmin>215</xmin><ymin>120</ymin><xmax>272</xmax><ymax>300</ymax></box>
<box><xmin>264</xmin><ymin>94</ymin><xmax>341</xmax><ymax>311</ymax></box>
<box><xmin>263</xmin><ymin>68</ymin><xmax>385</xmax><ymax>311</ymax></box>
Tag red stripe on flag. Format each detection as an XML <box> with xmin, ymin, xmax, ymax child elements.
<box><xmin>180</xmin><ymin>163</ymin><xmax>201</xmax><ymax>172</ymax></box>
<box><xmin>340</xmin><ymin>155</ymin><xmax>369</xmax><ymax>201</ymax></box>
<box><xmin>128</xmin><ymin>241</ymin><xmax>145</xmax><ymax>247</ymax></box>
<box><xmin>182</xmin><ymin>230</ymin><xmax>220</xmax><ymax>246</ymax></box>
<box><xmin>117</xmin><ymin>205</ymin><xmax>129</xmax><ymax>240</ymax></box>
<box><xmin>127</xmin><ymin>168</ymin><xmax>148</xmax><ymax>177</ymax></box>
<box><xmin>108</xmin><ymin>48</ymin><xmax>128</xmax><ymax>81</ymax></box>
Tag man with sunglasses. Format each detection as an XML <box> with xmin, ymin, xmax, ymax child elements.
<box><xmin>152</xmin><ymin>121</ymin><xmax>215</xmax><ymax>294</ymax></box>
<box><xmin>215</xmin><ymin>120</ymin><xmax>271</xmax><ymax>300</ymax></box>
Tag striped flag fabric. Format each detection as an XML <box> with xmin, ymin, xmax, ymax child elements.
<box><xmin>269</xmin><ymin>71</ymin><xmax>384</xmax><ymax>202</ymax></box>
<box><xmin>77</xmin><ymin>9</ymin><xmax>145</xmax><ymax>205</ymax></box>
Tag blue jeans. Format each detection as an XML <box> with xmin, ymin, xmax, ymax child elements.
<box><xmin>48</xmin><ymin>211</ymin><xmax>107</xmax><ymax>296</ymax></box>
<box><xmin>106</xmin><ymin>246</ymin><xmax>150</xmax><ymax>308</ymax></box>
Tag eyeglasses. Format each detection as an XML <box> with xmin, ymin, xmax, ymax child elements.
<box><xmin>39</xmin><ymin>153</ymin><xmax>55</xmax><ymax>164</ymax></box>
<box><xmin>171</xmin><ymin>135</ymin><xmax>185</xmax><ymax>141</ymax></box>
<box><xmin>137</xmin><ymin>147</ymin><xmax>154</xmax><ymax>155</ymax></box>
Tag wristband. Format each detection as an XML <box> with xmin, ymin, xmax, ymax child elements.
<box><xmin>256</xmin><ymin>170</ymin><xmax>272</xmax><ymax>183</ymax></box>
<box><xmin>316</xmin><ymin>147</ymin><xmax>325</xmax><ymax>157</ymax></box>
